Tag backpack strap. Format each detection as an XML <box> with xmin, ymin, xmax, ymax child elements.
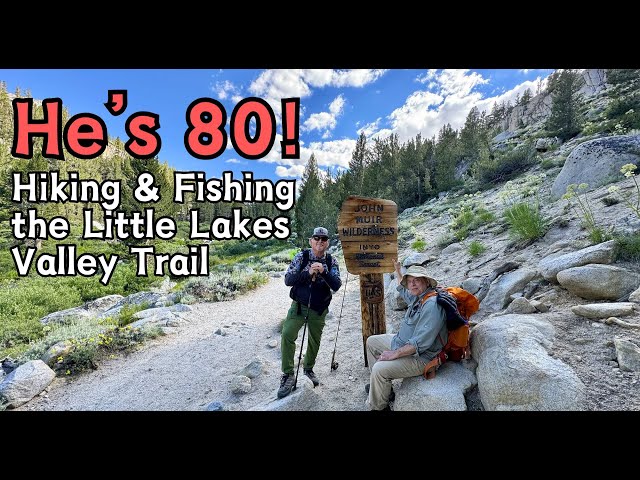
<box><xmin>420</xmin><ymin>290</ymin><xmax>438</xmax><ymax>305</ymax></box>
<box><xmin>301</xmin><ymin>249</ymin><xmax>332</xmax><ymax>274</ymax></box>
<box><xmin>300</xmin><ymin>249</ymin><xmax>310</xmax><ymax>272</ymax></box>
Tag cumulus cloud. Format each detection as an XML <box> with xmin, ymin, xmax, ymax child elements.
<box><xmin>213</xmin><ymin>80</ymin><xmax>241</xmax><ymax>100</ymax></box>
<box><xmin>258</xmin><ymin>131</ymin><xmax>355</xmax><ymax>179</ymax></box>
<box><xmin>249</xmin><ymin>69</ymin><xmax>386</xmax><ymax>116</ymax></box>
<box><xmin>301</xmin><ymin>139</ymin><xmax>355</xmax><ymax>169</ymax></box>
<box><xmin>275</xmin><ymin>165</ymin><xmax>306</xmax><ymax>178</ymax></box>
<box><xmin>302</xmin><ymin>94</ymin><xmax>346</xmax><ymax>136</ymax></box>
<box><xmin>225</xmin><ymin>158</ymin><xmax>245</xmax><ymax>164</ymax></box>
<box><xmin>356</xmin><ymin>118</ymin><xmax>382</xmax><ymax>137</ymax></box>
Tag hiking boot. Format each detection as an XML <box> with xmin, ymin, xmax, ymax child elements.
<box><xmin>277</xmin><ymin>373</ymin><xmax>296</xmax><ymax>399</ymax></box>
<box><xmin>304</xmin><ymin>368</ymin><xmax>320</xmax><ymax>387</ymax></box>
<box><xmin>364</xmin><ymin>383</ymin><xmax>395</xmax><ymax>402</ymax></box>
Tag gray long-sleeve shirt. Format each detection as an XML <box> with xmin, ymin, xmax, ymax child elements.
<box><xmin>392</xmin><ymin>285</ymin><xmax>448</xmax><ymax>362</ymax></box>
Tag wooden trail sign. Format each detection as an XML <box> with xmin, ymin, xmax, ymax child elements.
<box><xmin>338</xmin><ymin>196</ymin><xmax>398</xmax><ymax>366</ymax></box>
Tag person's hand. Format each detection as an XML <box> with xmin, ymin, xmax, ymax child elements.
<box><xmin>379</xmin><ymin>350</ymin><xmax>398</xmax><ymax>361</ymax></box>
<box><xmin>310</xmin><ymin>262</ymin><xmax>325</xmax><ymax>275</ymax></box>
<box><xmin>392</xmin><ymin>258</ymin><xmax>402</xmax><ymax>280</ymax></box>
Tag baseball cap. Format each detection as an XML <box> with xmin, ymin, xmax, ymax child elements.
<box><xmin>312</xmin><ymin>227</ymin><xmax>329</xmax><ymax>237</ymax></box>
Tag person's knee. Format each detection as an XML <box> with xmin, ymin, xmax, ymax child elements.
<box><xmin>281</xmin><ymin>317</ymin><xmax>300</xmax><ymax>341</ymax></box>
<box><xmin>371</xmin><ymin>361</ymin><xmax>388</xmax><ymax>379</ymax></box>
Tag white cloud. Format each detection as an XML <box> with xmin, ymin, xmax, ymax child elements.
<box><xmin>213</xmin><ymin>80</ymin><xmax>241</xmax><ymax>100</ymax></box>
<box><xmin>329</xmin><ymin>95</ymin><xmax>345</xmax><ymax>115</ymax></box>
<box><xmin>301</xmin><ymin>139</ymin><xmax>356</xmax><ymax>170</ymax></box>
<box><xmin>302</xmin><ymin>94</ymin><xmax>346</xmax><ymax>135</ymax></box>
<box><xmin>367</xmin><ymin>70</ymin><xmax>551</xmax><ymax>143</ymax></box>
<box><xmin>437</xmin><ymin>69</ymin><xmax>489</xmax><ymax>96</ymax></box>
<box><xmin>330</xmin><ymin>69</ymin><xmax>387</xmax><ymax>87</ymax></box>
<box><xmin>387</xmin><ymin>90</ymin><xmax>447</xmax><ymax>141</ymax></box>
<box><xmin>474</xmin><ymin>77</ymin><xmax>546</xmax><ymax>115</ymax></box>
<box><xmin>225</xmin><ymin>158</ymin><xmax>245</xmax><ymax>164</ymax></box>
<box><xmin>416</xmin><ymin>69</ymin><xmax>438</xmax><ymax>83</ymax></box>
<box><xmin>248</xmin><ymin>69</ymin><xmax>387</xmax><ymax>117</ymax></box>
<box><xmin>304</xmin><ymin>112</ymin><xmax>336</xmax><ymax>132</ymax></box>
<box><xmin>301</xmin><ymin>69</ymin><xmax>335</xmax><ymax>87</ymax></box>
<box><xmin>276</xmin><ymin>165</ymin><xmax>305</xmax><ymax>177</ymax></box>
<box><xmin>357</xmin><ymin>118</ymin><xmax>382</xmax><ymax>137</ymax></box>
<box><xmin>259</xmin><ymin>132</ymin><xmax>355</xmax><ymax>179</ymax></box>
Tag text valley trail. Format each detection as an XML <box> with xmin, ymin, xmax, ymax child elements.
<box><xmin>10</xmin><ymin>244</ymin><xmax>209</xmax><ymax>285</ymax></box>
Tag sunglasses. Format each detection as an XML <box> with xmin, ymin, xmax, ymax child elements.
<box><xmin>313</xmin><ymin>236</ymin><xmax>329</xmax><ymax>242</ymax></box>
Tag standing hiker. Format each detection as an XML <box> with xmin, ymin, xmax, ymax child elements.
<box><xmin>278</xmin><ymin>227</ymin><xmax>342</xmax><ymax>399</ymax></box>
<box><xmin>364</xmin><ymin>259</ymin><xmax>447</xmax><ymax>411</ymax></box>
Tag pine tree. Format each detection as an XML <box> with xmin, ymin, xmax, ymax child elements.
<box><xmin>545</xmin><ymin>69</ymin><xmax>584</xmax><ymax>141</ymax></box>
<box><xmin>460</xmin><ymin>107</ymin><xmax>484</xmax><ymax>162</ymax></box>
<box><xmin>294</xmin><ymin>154</ymin><xmax>335</xmax><ymax>246</ymax></box>
<box><xmin>433</xmin><ymin>124</ymin><xmax>460</xmax><ymax>193</ymax></box>
<box><xmin>346</xmin><ymin>132</ymin><xmax>368</xmax><ymax>195</ymax></box>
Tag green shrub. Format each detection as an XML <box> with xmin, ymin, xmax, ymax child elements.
<box><xmin>0</xmin><ymin>277</ymin><xmax>82</xmax><ymax>353</ymax></box>
<box><xmin>16</xmin><ymin>316</ymin><xmax>159</xmax><ymax>375</ymax></box>
<box><xmin>563</xmin><ymin>183</ymin><xmax>614</xmax><ymax>243</ymax></box>
<box><xmin>182</xmin><ymin>270</ymin><xmax>268</xmax><ymax>302</ymax></box>
<box><xmin>468</xmin><ymin>240</ymin><xmax>486</xmax><ymax>257</ymax></box>
<box><xmin>472</xmin><ymin>144</ymin><xmax>538</xmax><ymax>187</ymax></box>
<box><xmin>116</xmin><ymin>303</ymin><xmax>150</xmax><ymax>327</ymax></box>
<box><xmin>607</xmin><ymin>164</ymin><xmax>640</xmax><ymax>220</ymax></box>
<box><xmin>614</xmin><ymin>233</ymin><xmax>640</xmax><ymax>262</ymax></box>
<box><xmin>448</xmin><ymin>196</ymin><xmax>495</xmax><ymax>241</ymax></box>
<box><xmin>504</xmin><ymin>202</ymin><xmax>548</xmax><ymax>241</ymax></box>
<box><xmin>601</xmin><ymin>196</ymin><xmax>620</xmax><ymax>206</ymax></box>
<box><xmin>541</xmin><ymin>157</ymin><xmax>561</xmax><ymax>170</ymax></box>
<box><xmin>436</xmin><ymin>232</ymin><xmax>456</xmax><ymax>248</ymax></box>
<box><xmin>411</xmin><ymin>239</ymin><xmax>427</xmax><ymax>251</ymax></box>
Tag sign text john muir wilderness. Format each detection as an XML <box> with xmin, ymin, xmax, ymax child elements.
<box><xmin>338</xmin><ymin>196</ymin><xmax>397</xmax><ymax>366</ymax></box>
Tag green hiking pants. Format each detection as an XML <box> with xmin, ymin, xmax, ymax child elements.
<box><xmin>281</xmin><ymin>300</ymin><xmax>328</xmax><ymax>374</ymax></box>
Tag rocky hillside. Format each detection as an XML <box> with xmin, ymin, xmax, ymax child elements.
<box><xmin>498</xmin><ymin>68</ymin><xmax>608</xmax><ymax>134</ymax></box>
<box><xmin>374</xmin><ymin>129</ymin><xmax>640</xmax><ymax>410</ymax></box>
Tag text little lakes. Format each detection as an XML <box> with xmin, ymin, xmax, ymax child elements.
<box><xmin>10</xmin><ymin>244</ymin><xmax>210</xmax><ymax>285</ymax></box>
<box><xmin>12</xmin><ymin>209</ymin><xmax>290</xmax><ymax>241</ymax></box>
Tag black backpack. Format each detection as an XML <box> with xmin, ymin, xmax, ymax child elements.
<box><xmin>289</xmin><ymin>249</ymin><xmax>333</xmax><ymax>313</ymax></box>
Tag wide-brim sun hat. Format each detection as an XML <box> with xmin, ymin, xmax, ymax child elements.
<box><xmin>400</xmin><ymin>265</ymin><xmax>437</xmax><ymax>289</ymax></box>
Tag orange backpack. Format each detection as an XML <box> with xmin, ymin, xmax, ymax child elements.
<box><xmin>419</xmin><ymin>287</ymin><xmax>479</xmax><ymax>380</ymax></box>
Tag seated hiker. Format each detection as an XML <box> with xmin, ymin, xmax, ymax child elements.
<box><xmin>365</xmin><ymin>259</ymin><xmax>447</xmax><ymax>411</ymax></box>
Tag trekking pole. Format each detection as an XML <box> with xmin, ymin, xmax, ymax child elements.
<box><xmin>330</xmin><ymin>271</ymin><xmax>349</xmax><ymax>371</ymax></box>
<box><xmin>293</xmin><ymin>275</ymin><xmax>314</xmax><ymax>391</ymax></box>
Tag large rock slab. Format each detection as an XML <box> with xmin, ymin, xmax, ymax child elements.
<box><xmin>393</xmin><ymin>362</ymin><xmax>477</xmax><ymax>411</ymax></box>
<box><xmin>551</xmin><ymin>134</ymin><xmax>640</xmax><ymax>199</ymax></box>
<box><xmin>557</xmin><ymin>264</ymin><xmax>640</xmax><ymax>300</ymax></box>
<box><xmin>472</xmin><ymin>315</ymin><xmax>586</xmax><ymax>410</ymax></box>
<box><xmin>480</xmin><ymin>269</ymin><xmax>537</xmax><ymax>313</ymax></box>
<box><xmin>0</xmin><ymin>360</ymin><xmax>56</xmax><ymax>409</ymax></box>
<box><xmin>538</xmin><ymin>240</ymin><xmax>616</xmax><ymax>282</ymax></box>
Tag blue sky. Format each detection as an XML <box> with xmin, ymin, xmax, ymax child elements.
<box><xmin>0</xmin><ymin>69</ymin><xmax>553</xmax><ymax>182</ymax></box>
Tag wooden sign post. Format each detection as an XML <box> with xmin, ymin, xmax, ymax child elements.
<box><xmin>337</xmin><ymin>196</ymin><xmax>397</xmax><ymax>367</ymax></box>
